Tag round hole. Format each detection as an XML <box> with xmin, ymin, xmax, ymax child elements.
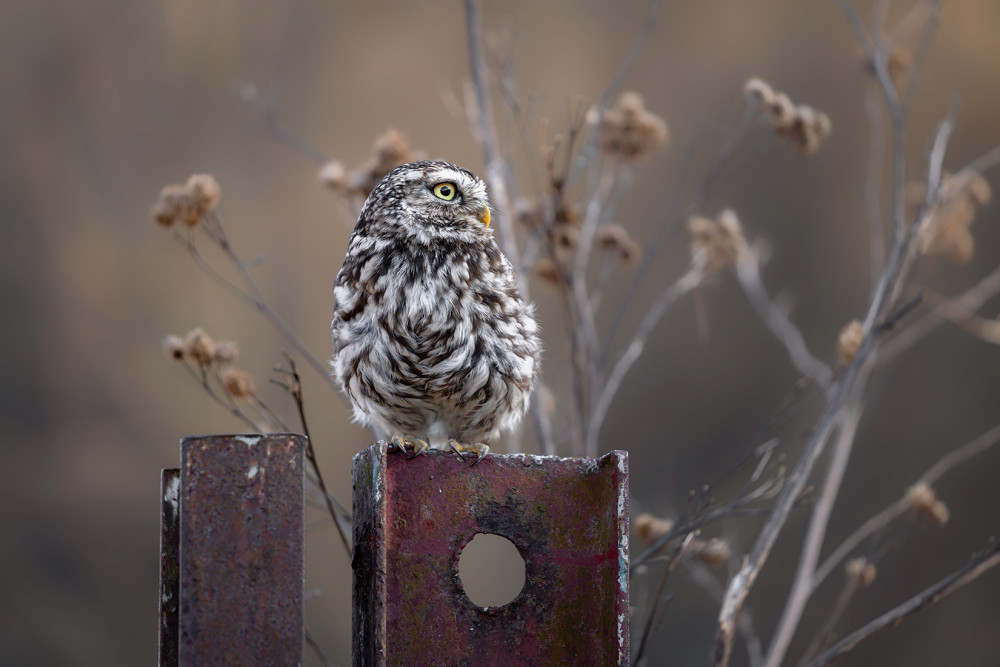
<box><xmin>457</xmin><ymin>533</ymin><xmax>526</xmax><ymax>608</ymax></box>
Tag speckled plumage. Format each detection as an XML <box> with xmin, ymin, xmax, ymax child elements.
<box><xmin>331</xmin><ymin>160</ymin><xmax>540</xmax><ymax>450</ymax></box>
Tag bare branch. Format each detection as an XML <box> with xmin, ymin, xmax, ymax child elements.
<box><xmin>804</xmin><ymin>542</ymin><xmax>1000</xmax><ymax>667</ymax></box>
<box><xmin>712</xmin><ymin>99</ymin><xmax>959</xmax><ymax>665</ymax></box>
<box><xmin>735</xmin><ymin>246</ymin><xmax>833</xmax><ymax>389</ymax></box>
<box><xmin>587</xmin><ymin>259</ymin><xmax>706</xmax><ymax>456</ymax></box>
<box><xmin>764</xmin><ymin>398</ymin><xmax>862</xmax><ymax>667</ymax></box>
<box><xmin>632</xmin><ymin>532</ymin><xmax>695</xmax><ymax>666</ymax></box>
<box><xmin>464</xmin><ymin>0</ymin><xmax>519</xmax><ymax>270</ymax></box>
<box><xmin>272</xmin><ymin>354</ymin><xmax>352</xmax><ymax>558</ymax></box>
<box><xmin>814</xmin><ymin>419</ymin><xmax>1000</xmax><ymax>589</ymax></box>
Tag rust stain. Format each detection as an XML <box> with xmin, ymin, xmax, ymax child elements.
<box><xmin>353</xmin><ymin>445</ymin><xmax>629</xmax><ymax>666</ymax></box>
<box><xmin>176</xmin><ymin>434</ymin><xmax>306</xmax><ymax>666</ymax></box>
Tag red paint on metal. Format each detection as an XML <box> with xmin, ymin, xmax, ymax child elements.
<box><xmin>177</xmin><ymin>434</ymin><xmax>306</xmax><ymax>665</ymax></box>
<box><xmin>353</xmin><ymin>444</ymin><xmax>629</xmax><ymax>666</ymax></box>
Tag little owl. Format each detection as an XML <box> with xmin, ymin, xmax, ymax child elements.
<box><xmin>331</xmin><ymin>160</ymin><xmax>540</xmax><ymax>462</ymax></box>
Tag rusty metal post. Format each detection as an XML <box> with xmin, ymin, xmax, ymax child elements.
<box><xmin>159</xmin><ymin>433</ymin><xmax>306</xmax><ymax>666</ymax></box>
<box><xmin>352</xmin><ymin>444</ymin><xmax>630</xmax><ymax>666</ymax></box>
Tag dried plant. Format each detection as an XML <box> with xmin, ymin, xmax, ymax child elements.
<box><xmin>151</xmin><ymin>0</ymin><xmax>1000</xmax><ymax>664</ymax></box>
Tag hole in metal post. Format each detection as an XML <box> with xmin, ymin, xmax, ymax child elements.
<box><xmin>457</xmin><ymin>533</ymin><xmax>526</xmax><ymax>608</ymax></box>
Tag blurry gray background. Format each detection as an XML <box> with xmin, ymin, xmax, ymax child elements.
<box><xmin>3</xmin><ymin>1</ymin><xmax>1000</xmax><ymax>664</ymax></box>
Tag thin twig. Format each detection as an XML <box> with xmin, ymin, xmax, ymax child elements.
<box><xmin>587</xmin><ymin>259</ymin><xmax>706</xmax><ymax>456</ymax></box>
<box><xmin>814</xmin><ymin>418</ymin><xmax>1000</xmax><ymax>589</ymax></box>
<box><xmin>632</xmin><ymin>532</ymin><xmax>695</xmax><ymax>666</ymax></box>
<box><xmin>804</xmin><ymin>542</ymin><xmax>1000</xmax><ymax>667</ymax></box>
<box><xmin>305</xmin><ymin>627</ymin><xmax>335</xmax><ymax>667</ymax></box>
<box><xmin>735</xmin><ymin>247</ymin><xmax>833</xmax><ymax>390</ymax></box>
<box><xmin>712</xmin><ymin>101</ymin><xmax>958</xmax><ymax>666</ymax></box>
<box><xmin>764</xmin><ymin>397</ymin><xmax>862</xmax><ymax>667</ymax></box>
<box><xmin>272</xmin><ymin>354</ymin><xmax>352</xmax><ymax>558</ymax></box>
<box><xmin>687</xmin><ymin>560</ymin><xmax>765</xmax><ymax>667</ymax></box>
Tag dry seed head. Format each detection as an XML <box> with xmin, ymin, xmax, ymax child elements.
<box><xmin>907</xmin><ymin>482</ymin><xmax>950</xmax><ymax>526</ymax></box>
<box><xmin>318</xmin><ymin>160</ymin><xmax>348</xmax><ymax>190</ymax></box>
<box><xmin>183</xmin><ymin>327</ymin><xmax>216</xmax><ymax>366</ymax></box>
<box><xmin>846</xmin><ymin>557</ymin><xmax>877</xmax><ymax>587</ymax></box>
<box><xmin>837</xmin><ymin>320</ymin><xmax>864</xmax><ymax>365</ymax></box>
<box><xmin>744</xmin><ymin>77</ymin><xmax>775</xmax><ymax>106</ymax></box>
<box><xmin>692</xmin><ymin>538</ymin><xmax>732</xmax><ymax>566</ymax></box>
<box><xmin>634</xmin><ymin>513</ymin><xmax>674</xmax><ymax>543</ymax></box>
<box><xmin>688</xmin><ymin>209</ymin><xmax>745</xmax><ymax>272</ymax></box>
<box><xmin>151</xmin><ymin>184</ymin><xmax>188</xmax><ymax>227</ymax></box>
<box><xmin>555</xmin><ymin>204</ymin><xmax>583</xmax><ymax>227</ymax></box>
<box><xmin>912</xmin><ymin>172</ymin><xmax>992</xmax><ymax>265</ymax></box>
<box><xmin>600</xmin><ymin>91</ymin><xmax>669</xmax><ymax>160</ymax></box>
<box><xmin>320</xmin><ymin>129</ymin><xmax>420</xmax><ymax>198</ymax></box>
<box><xmin>769</xmin><ymin>93</ymin><xmax>796</xmax><ymax>128</ymax></box>
<box><xmin>928</xmin><ymin>500</ymin><xmax>950</xmax><ymax>526</ymax></box>
<box><xmin>551</xmin><ymin>224</ymin><xmax>579</xmax><ymax>263</ymax></box>
<box><xmin>515</xmin><ymin>199</ymin><xmax>544</xmax><ymax>230</ymax></box>
<box><xmin>163</xmin><ymin>334</ymin><xmax>186</xmax><ymax>361</ymax></box>
<box><xmin>860</xmin><ymin>44</ymin><xmax>913</xmax><ymax>87</ymax></box>
<box><xmin>595</xmin><ymin>224</ymin><xmax>641</xmax><ymax>266</ymax></box>
<box><xmin>532</xmin><ymin>257</ymin><xmax>563</xmax><ymax>287</ymax></box>
<box><xmin>750</xmin><ymin>81</ymin><xmax>831</xmax><ymax>154</ymax></box>
<box><xmin>212</xmin><ymin>340</ymin><xmax>239</xmax><ymax>364</ymax></box>
<box><xmin>372</xmin><ymin>128</ymin><xmax>414</xmax><ymax>176</ymax></box>
<box><xmin>151</xmin><ymin>174</ymin><xmax>221</xmax><ymax>227</ymax></box>
<box><xmin>221</xmin><ymin>368</ymin><xmax>258</xmax><ymax>400</ymax></box>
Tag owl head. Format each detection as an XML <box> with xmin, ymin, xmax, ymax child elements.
<box><xmin>356</xmin><ymin>160</ymin><xmax>493</xmax><ymax>243</ymax></box>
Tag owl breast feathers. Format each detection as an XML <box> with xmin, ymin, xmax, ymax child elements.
<box><xmin>331</xmin><ymin>160</ymin><xmax>541</xmax><ymax>448</ymax></box>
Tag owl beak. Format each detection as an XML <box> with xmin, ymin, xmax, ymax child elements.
<box><xmin>477</xmin><ymin>204</ymin><xmax>491</xmax><ymax>229</ymax></box>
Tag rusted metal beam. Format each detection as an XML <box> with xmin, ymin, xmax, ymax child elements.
<box><xmin>159</xmin><ymin>468</ymin><xmax>180</xmax><ymax>667</ymax></box>
<box><xmin>353</xmin><ymin>444</ymin><xmax>630</xmax><ymax>666</ymax></box>
<box><xmin>174</xmin><ymin>433</ymin><xmax>306</xmax><ymax>666</ymax></box>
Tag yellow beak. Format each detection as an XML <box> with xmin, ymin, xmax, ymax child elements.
<box><xmin>477</xmin><ymin>205</ymin><xmax>491</xmax><ymax>229</ymax></box>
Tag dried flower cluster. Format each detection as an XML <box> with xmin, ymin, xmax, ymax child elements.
<box><xmin>908</xmin><ymin>172</ymin><xmax>992</xmax><ymax>266</ymax></box>
<box><xmin>595</xmin><ymin>224</ymin><xmax>641</xmax><ymax>266</ymax></box>
<box><xmin>165</xmin><ymin>328</ymin><xmax>238</xmax><ymax>366</ymax></box>
<box><xmin>221</xmin><ymin>368</ymin><xmax>258</xmax><ymax>400</ymax></box>
<box><xmin>164</xmin><ymin>327</ymin><xmax>257</xmax><ymax>400</ymax></box>
<box><xmin>598</xmin><ymin>91</ymin><xmax>669</xmax><ymax>160</ymax></box>
<box><xmin>152</xmin><ymin>174</ymin><xmax>222</xmax><ymax>227</ymax></box>
<box><xmin>687</xmin><ymin>209</ymin><xmax>746</xmax><ymax>273</ymax></box>
<box><xmin>319</xmin><ymin>129</ymin><xmax>421</xmax><ymax>198</ymax></box>
<box><xmin>845</xmin><ymin>557</ymin><xmax>877</xmax><ymax>587</ymax></box>
<box><xmin>906</xmin><ymin>482</ymin><xmax>950</xmax><ymax>526</ymax></box>
<box><xmin>860</xmin><ymin>44</ymin><xmax>913</xmax><ymax>88</ymax></box>
<box><xmin>634</xmin><ymin>512</ymin><xmax>674</xmax><ymax>542</ymax></box>
<box><xmin>837</xmin><ymin>319</ymin><xmax>864</xmax><ymax>365</ymax></box>
<box><xmin>689</xmin><ymin>537</ymin><xmax>732</xmax><ymax>567</ymax></box>
<box><xmin>634</xmin><ymin>513</ymin><xmax>730</xmax><ymax>567</ymax></box>
<box><xmin>518</xmin><ymin>198</ymin><xmax>640</xmax><ymax>286</ymax></box>
<box><xmin>744</xmin><ymin>78</ymin><xmax>832</xmax><ymax>155</ymax></box>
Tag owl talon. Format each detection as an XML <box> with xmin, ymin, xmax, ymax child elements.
<box><xmin>390</xmin><ymin>435</ymin><xmax>429</xmax><ymax>459</ymax></box>
<box><xmin>448</xmin><ymin>439</ymin><xmax>489</xmax><ymax>465</ymax></box>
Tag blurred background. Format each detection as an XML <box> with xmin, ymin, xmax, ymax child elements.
<box><xmin>3</xmin><ymin>0</ymin><xmax>1000</xmax><ymax>664</ymax></box>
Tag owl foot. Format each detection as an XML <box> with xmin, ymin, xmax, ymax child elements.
<box><xmin>390</xmin><ymin>435</ymin><xmax>429</xmax><ymax>459</ymax></box>
<box><xmin>448</xmin><ymin>439</ymin><xmax>490</xmax><ymax>466</ymax></box>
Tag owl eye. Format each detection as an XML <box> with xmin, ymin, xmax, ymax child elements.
<box><xmin>432</xmin><ymin>182</ymin><xmax>458</xmax><ymax>201</ymax></box>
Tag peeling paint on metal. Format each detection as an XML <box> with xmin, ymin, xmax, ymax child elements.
<box><xmin>234</xmin><ymin>434</ymin><xmax>262</xmax><ymax>447</ymax></box>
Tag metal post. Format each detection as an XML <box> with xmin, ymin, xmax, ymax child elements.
<box><xmin>159</xmin><ymin>468</ymin><xmax>180</xmax><ymax>667</ymax></box>
<box><xmin>159</xmin><ymin>433</ymin><xmax>306</xmax><ymax>666</ymax></box>
<box><xmin>352</xmin><ymin>444</ymin><xmax>630</xmax><ymax>665</ymax></box>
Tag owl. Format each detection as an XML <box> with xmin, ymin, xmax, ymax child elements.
<box><xmin>331</xmin><ymin>160</ymin><xmax>541</xmax><ymax>463</ymax></box>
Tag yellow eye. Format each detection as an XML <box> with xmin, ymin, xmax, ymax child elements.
<box><xmin>432</xmin><ymin>182</ymin><xmax>457</xmax><ymax>201</ymax></box>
